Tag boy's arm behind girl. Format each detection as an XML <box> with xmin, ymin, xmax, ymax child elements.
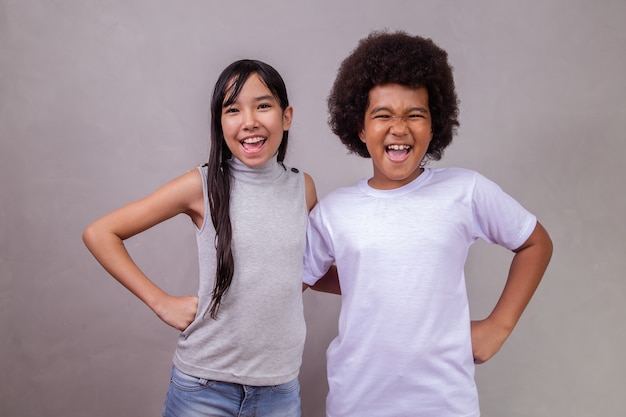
<box><xmin>471</xmin><ymin>221</ymin><xmax>552</xmax><ymax>364</ymax></box>
<box><xmin>303</xmin><ymin>265</ymin><xmax>340</xmax><ymax>294</ymax></box>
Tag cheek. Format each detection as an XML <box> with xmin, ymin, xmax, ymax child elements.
<box><xmin>411</xmin><ymin>124</ymin><xmax>433</xmax><ymax>140</ymax></box>
<box><xmin>270</xmin><ymin>116</ymin><xmax>288</xmax><ymax>136</ymax></box>
<box><xmin>360</xmin><ymin>122</ymin><xmax>382</xmax><ymax>142</ymax></box>
<box><xmin>221</xmin><ymin>119</ymin><xmax>238</xmax><ymax>139</ymax></box>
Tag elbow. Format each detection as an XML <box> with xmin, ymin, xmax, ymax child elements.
<box><xmin>82</xmin><ymin>221</ymin><xmax>105</xmax><ymax>251</ymax></box>
<box><xmin>82</xmin><ymin>223</ymin><xmax>96</xmax><ymax>249</ymax></box>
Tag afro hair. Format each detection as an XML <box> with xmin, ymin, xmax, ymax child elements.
<box><xmin>328</xmin><ymin>31</ymin><xmax>459</xmax><ymax>161</ymax></box>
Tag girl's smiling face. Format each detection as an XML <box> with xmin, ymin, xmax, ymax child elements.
<box><xmin>221</xmin><ymin>73</ymin><xmax>292</xmax><ymax>168</ymax></box>
<box><xmin>359</xmin><ymin>84</ymin><xmax>432</xmax><ymax>190</ymax></box>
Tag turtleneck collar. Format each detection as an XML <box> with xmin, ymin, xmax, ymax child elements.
<box><xmin>227</xmin><ymin>156</ymin><xmax>286</xmax><ymax>183</ymax></box>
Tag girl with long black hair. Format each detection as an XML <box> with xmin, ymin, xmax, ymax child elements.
<box><xmin>83</xmin><ymin>59</ymin><xmax>317</xmax><ymax>416</ymax></box>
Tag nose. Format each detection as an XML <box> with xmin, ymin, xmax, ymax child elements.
<box><xmin>242</xmin><ymin>109</ymin><xmax>259</xmax><ymax>130</ymax></box>
<box><xmin>390</xmin><ymin>116</ymin><xmax>408</xmax><ymax>135</ymax></box>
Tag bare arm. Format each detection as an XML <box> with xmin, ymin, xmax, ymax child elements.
<box><xmin>301</xmin><ymin>171</ymin><xmax>329</xmax><ymax>292</ymax></box>
<box><xmin>304</xmin><ymin>172</ymin><xmax>318</xmax><ymax>212</ymax></box>
<box><xmin>471</xmin><ymin>221</ymin><xmax>553</xmax><ymax>364</ymax></box>
<box><xmin>82</xmin><ymin>169</ymin><xmax>204</xmax><ymax>331</ymax></box>
<box><xmin>300</xmin><ymin>173</ymin><xmax>340</xmax><ymax>295</ymax></box>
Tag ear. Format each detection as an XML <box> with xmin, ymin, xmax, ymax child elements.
<box><xmin>282</xmin><ymin>106</ymin><xmax>293</xmax><ymax>131</ymax></box>
<box><xmin>358</xmin><ymin>128</ymin><xmax>366</xmax><ymax>143</ymax></box>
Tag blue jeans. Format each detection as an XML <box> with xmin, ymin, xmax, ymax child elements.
<box><xmin>162</xmin><ymin>366</ymin><xmax>302</xmax><ymax>417</ymax></box>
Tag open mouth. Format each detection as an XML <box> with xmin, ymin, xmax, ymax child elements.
<box><xmin>241</xmin><ymin>136</ymin><xmax>267</xmax><ymax>153</ymax></box>
<box><xmin>385</xmin><ymin>144</ymin><xmax>411</xmax><ymax>162</ymax></box>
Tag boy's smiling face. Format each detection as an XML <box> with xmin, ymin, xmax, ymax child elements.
<box><xmin>359</xmin><ymin>84</ymin><xmax>432</xmax><ymax>190</ymax></box>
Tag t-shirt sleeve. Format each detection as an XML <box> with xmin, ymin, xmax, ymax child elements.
<box><xmin>471</xmin><ymin>173</ymin><xmax>537</xmax><ymax>251</ymax></box>
<box><xmin>303</xmin><ymin>204</ymin><xmax>336</xmax><ymax>286</ymax></box>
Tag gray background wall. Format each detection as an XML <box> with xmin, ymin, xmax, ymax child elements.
<box><xmin>1</xmin><ymin>0</ymin><xmax>624</xmax><ymax>416</ymax></box>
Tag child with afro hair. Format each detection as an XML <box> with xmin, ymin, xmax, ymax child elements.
<box><xmin>304</xmin><ymin>31</ymin><xmax>552</xmax><ymax>417</ymax></box>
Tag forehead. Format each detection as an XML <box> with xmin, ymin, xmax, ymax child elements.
<box><xmin>225</xmin><ymin>73</ymin><xmax>273</xmax><ymax>102</ymax></box>
<box><xmin>367</xmin><ymin>84</ymin><xmax>429</xmax><ymax>108</ymax></box>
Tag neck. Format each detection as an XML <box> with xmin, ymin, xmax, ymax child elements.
<box><xmin>227</xmin><ymin>156</ymin><xmax>285</xmax><ymax>182</ymax></box>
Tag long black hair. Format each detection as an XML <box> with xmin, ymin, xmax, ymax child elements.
<box><xmin>206</xmin><ymin>59</ymin><xmax>290</xmax><ymax>319</ymax></box>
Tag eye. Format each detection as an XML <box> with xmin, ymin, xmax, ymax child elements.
<box><xmin>223</xmin><ymin>107</ymin><xmax>239</xmax><ymax>115</ymax></box>
<box><xmin>407</xmin><ymin>113</ymin><xmax>425</xmax><ymax>119</ymax></box>
<box><xmin>373</xmin><ymin>114</ymin><xmax>392</xmax><ymax>119</ymax></box>
<box><xmin>258</xmin><ymin>103</ymin><xmax>272</xmax><ymax>110</ymax></box>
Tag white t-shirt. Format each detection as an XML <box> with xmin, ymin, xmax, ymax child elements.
<box><xmin>303</xmin><ymin>167</ymin><xmax>537</xmax><ymax>417</ymax></box>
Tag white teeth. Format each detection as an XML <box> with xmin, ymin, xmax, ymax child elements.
<box><xmin>242</xmin><ymin>137</ymin><xmax>265</xmax><ymax>144</ymax></box>
<box><xmin>387</xmin><ymin>145</ymin><xmax>411</xmax><ymax>150</ymax></box>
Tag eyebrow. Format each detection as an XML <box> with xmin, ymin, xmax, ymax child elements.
<box><xmin>254</xmin><ymin>95</ymin><xmax>275</xmax><ymax>102</ymax></box>
<box><xmin>369</xmin><ymin>106</ymin><xmax>429</xmax><ymax>114</ymax></box>
<box><xmin>223</xmin><ymin>94</ymin><xmax>276</xmax><ymax>108</ymax></box>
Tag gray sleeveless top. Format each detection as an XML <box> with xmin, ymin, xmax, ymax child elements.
<box><xmin>173</xmin><ymin>157</ymin><xmax>308</xmax><ymax>386</ymax></box>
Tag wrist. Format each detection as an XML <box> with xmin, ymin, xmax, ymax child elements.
<box><xmin>144</xmin><ymin>288</ymin><xmax>170</xmax><ymax>314</ymax></box>
<box><xmin>485</xmin><ymin>314</ymin><xmax>516</xmax><ymax>337</ymax></box>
